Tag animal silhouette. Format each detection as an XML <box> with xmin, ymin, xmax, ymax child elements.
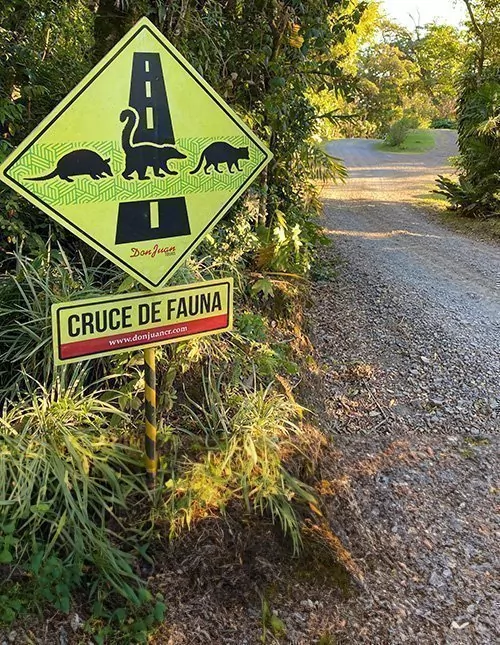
<box><xmin>25</xmin><ymin>150</ymin><xmax>112</xmax><ymax>183</ymax></box>
<box><xmin>120</xmin><ymin>109</ymin><xmax>187</xmax><ymax>180</ymax></box>
<box><xmin>190</xmin><ymin>142</ymin><xmax>249</xmax><ymax>175</ymax></box>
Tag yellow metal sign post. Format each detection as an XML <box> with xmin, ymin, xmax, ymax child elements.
<box><xmin>144</xmin><ymin>347</ymin><xmax>157</xmax><ymax>483</ymax></box>
<box><xmin>0</xmin><ymin>16</ymin><xmax>270</xmax><ymax>480</ymax></box>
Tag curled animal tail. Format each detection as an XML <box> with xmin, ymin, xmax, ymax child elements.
<box><xmin>120</xmin><ymin>109</ymin><xmax>137</xmax><ymax>154</ymax></box>
<box><xmin>25</xmin><ymin>169</ymin><xmax>59</xmax><ymax>181</ymax></box>
<box><xmin>189</xmin><ymin>152</ymin><xmax>205</xmax><ymax>175</ymax></box>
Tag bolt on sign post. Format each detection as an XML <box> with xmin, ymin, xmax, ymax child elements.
<box><xmin>0</xmin><ymin>17</ymin><xmax>271</xmax><ymax>482</ymax></box>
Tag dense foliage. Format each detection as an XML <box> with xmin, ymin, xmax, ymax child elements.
<box><xmin>437</xmin><ymin>0</ymin><xmax>500</xmax><ymax>218</ymax></box>
<box><xmin>0</xmin><ymin>0</ymin><xmax>368</xmax><ymax>638</ymax></box>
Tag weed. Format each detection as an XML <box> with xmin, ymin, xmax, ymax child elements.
<box><xmin>310</xmin><ymin>256</ymin><xmax>340</xmax><ymax>283</ymax></box>
<box><xmin>31</xmin><ymin>554</ymin><xmax>81</xmax><ymax>614</ymax></box>
<box><xmin>88</xmin><ymin>593</ymin><xmax>166</xmax><ymax>644</ymax></box>
<box><xmin>464</xmin><ymin>436</ymin><xmax>490</xmax><ymax>446</ymax></box>
<box><xmin>237</xmin><ymin>312</ymin><xmax>268</xmax><ymax>342</ymax></box>
<box><xmin>261</xmin><ymin>597</ymin><xmax>286</xmax><ymax>642</ymax></box>
<box><xmin>318</xmin><ymin>634</ymin><xmax>336</xmax><ymax>645</ymax></box>
<box><xmin>0</xmin><ymin>584</ymin><xmax>25</xmax><ymax>624</ymax></box>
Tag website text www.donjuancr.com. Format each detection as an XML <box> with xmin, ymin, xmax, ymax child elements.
<box><xmin>107</xmin><ymin>325</ymin><xmax>189</xmax><ymax>347</ymax></box>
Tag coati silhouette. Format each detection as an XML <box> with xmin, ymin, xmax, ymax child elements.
<box><xmin>120</xmin><ymin>109</ymin><xmax>187</xmax><ymax>180</ymax></box>
<box><xmin>25</xmin><ymin>150</ymin><xmax>112</xmax><ymax>183</ymax></box>
<box><xmin>189</xmin><ymin>142</ymin><xmax>249</xmax><ymax>175</ymax></box>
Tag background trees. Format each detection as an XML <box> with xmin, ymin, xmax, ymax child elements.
<box><xmin>344</xmin><ymin>19</ymin><xmax>467</xmax><ymax>137</ymax></box>
<box><xmin>311</xmin><ymin>11</ymin><xmax>468</xmax><ymax>140</ymax></box>
<box><xmin>437</xmin><ymin>0</ymin><xmax>500</xmax><ymax>218</ymax></box>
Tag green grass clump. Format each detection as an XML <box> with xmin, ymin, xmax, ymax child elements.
<box><xmin>164</xmin><ymin>370</ymin><xmax>317</xmax><ymax>553</ymax></box>
<box><xmin>376</xmin><ymin>129</ymin><xmax>435</xmax><ymax>154</ymax></box>
<box><xmin>0</xmin><ymin>381</ymin><xmax>149</xmax><ymax>603</ymax></box>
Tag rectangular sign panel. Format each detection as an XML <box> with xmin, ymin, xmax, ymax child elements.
<box><xmin>52</xmin><ymin>278</ymin><xmax>232</xmax><ymax>365</ymax></box>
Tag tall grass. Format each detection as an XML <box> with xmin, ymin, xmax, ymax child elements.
<box><xmin>0</xmin><ymin>379</ymin><xmax>149</xmax><ymax>603</ymax></box>
<box><xmin>0</xmin><ymin>247</ymin><xmax>121</xmax><ymax>398</ymax></box>
<box><xmin>165</xmin><ymin>370</ymin><xmax>317</xmax><ymax>553</ymax></box>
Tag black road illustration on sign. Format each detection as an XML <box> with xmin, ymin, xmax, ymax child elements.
<box><xmin>115</xmin><ymin>52</ymin><xmax>191</xmax><ymax>245</ymax></box>
<box><xmin>25</xmin><ymin>150</ymin><xmax>113</xmax><ymax>183</ymax></box>
<box><xmin>189</xmin><ymin>142</ymin><xmax>249</xmax><ymax>175</ymax></box>
<box><xmin>120</xmin><ymin>108</ymin><xmax>187</xmax><ymax>180</ymax></box>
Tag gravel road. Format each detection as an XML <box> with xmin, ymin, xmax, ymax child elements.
<box><xmin>308</xmin><ymin>132</ymin><xmax>500</xmax><ymax>643</ymax></box>
<box><xmin>316</xmin><ymin>131</ymin><xmax>500</xmax><ymax>433</ymax></box>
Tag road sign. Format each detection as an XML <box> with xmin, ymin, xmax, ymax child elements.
<box><xmin>52</xmin><ymin>278</ymin><xmax>233</xmax><ymax>364</ymax></box>
<box><xmin>0</xmin><ymin>18</ymin><xmax>271</xmax><ymax>290</ymax></box>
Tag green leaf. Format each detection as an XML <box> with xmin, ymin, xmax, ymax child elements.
<box><xmin>137</xmin><ymin>586</ymin><xmax>152</xmax><ymax>603</ymax></box>
<box><xmin>0</xmin><ymin>549</ymin><xmax>13</xmax><ymax>564</ymax></box>
<box><xmin>1</xmin><ymin>522</ymin><xmax>15</xmax><ymax>535</ymax></box>
<box><xmin>57</xmin><ymin>595</ymin><xmax>70</xmax><ymax>614</ymax></box>
<box><xmin>153</xmin><ymin>601</ymin><xmax>166</xmax><ymax>622</ymax></box>
<box><xmin>30</xmin><ymin>551</ymin><xmax>44</xmax><ymax>575</ymax></box>
<box><xmin>92</xmin><ymin>601</ymin><xmax>105</xmax><ymax>618</ymax></box>
<box><xmin>56</xmin><ymin>583</ymin><xmax>70</xmax><ymax>597</ymax></box>
<box><xmin>1</xmin><ymin>607</ymin><xmax>16</xmax><ymax>623</ymax></box>
<box><xmin>30</xmin><ymin>503</ymin><xmax>51</xmax><ymax>514</ymax></box>
<box><xmin>251</xmin><ymin>278</ymin><xmax>274</xmax><ymax>300</ymax></box>
<box><xmin>113</xmin><ymin>607</ymin><xmax>127</xmax><ymax>623</ymax></box>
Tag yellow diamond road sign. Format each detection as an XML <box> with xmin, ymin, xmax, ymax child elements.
<box><xmin>0</xmin><ymin>18</ymin><xmax>272</xmax><ymax>290</ymax></box>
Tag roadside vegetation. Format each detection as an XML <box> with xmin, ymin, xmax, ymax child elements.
<box><xmin>436</xmin><ymin>0</ymin><xmax>500</xmax><ymax>220</ymax></box>
<box><xmin>376</xmin><ymin>124</ymin><xmax>435</xmax><ymax>153</ymax></box>
<box><xmin>0</xmin><ymin>0</ymin><xmax>365</xmax><ymax>641</ymax></box>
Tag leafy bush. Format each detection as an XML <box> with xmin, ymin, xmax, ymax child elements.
<box><xmin>0</xmin><ymin>382</ymin><xmax>149</xmax><ymax>603</ymax></box>
<box><xmin>430</xmin><ymin>117</ymin><xmax>457</xmax><ymax>129</ymax></box>
<box><xmin>384</xmin><ymin>118</ymin><xmax>412</xmax><ymax>147</ymax></box>
<box><xmin>437</xmin><ymin>69</ymin><xmax>500</xmax><ymax>218</ymax></box>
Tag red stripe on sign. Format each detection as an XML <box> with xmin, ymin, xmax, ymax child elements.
<box><xmin>59</xmin><ymin>314</ymin><xmax>229</xmax><ymax>360</ymax></box>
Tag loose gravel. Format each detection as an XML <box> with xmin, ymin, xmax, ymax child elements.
<box><xmin>307</xmin><ymin>132</ymin><xmax>500</xmax><ymax>643</ymax></box>
<box><xmin>315</xmin><ymin>132</ymin><xmax>500</xmax><ymax>435</ymax></box>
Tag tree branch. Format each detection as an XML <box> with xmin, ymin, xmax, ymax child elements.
<box><xmin>462</xmin><ymin>0</ymin><xmax>486</xmax><ymax>77</ymax></box>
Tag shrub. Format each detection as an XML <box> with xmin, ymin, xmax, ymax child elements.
<box><xmin>165</xmin><ymin>371</ymin><xmax>317</xmax><ymax>553</ymax></box>
<box><xmin>437</xmin><ymin>68</ymin><xmax>500</xmax><ymax>218</ymax></box>
<box><xmin>430</xmin><ymin>117</ymin><xmax>457</xmax><ymax>129</ymax></box>
<box><xmin>384</xmin><ymin>118</ymin><xmax>412</xmax><ymax>147</ymax></box>
<box><xmin>0</xmin><ymin>381</ymin><xmax>149</xmax><ymax>604</ymax></box>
